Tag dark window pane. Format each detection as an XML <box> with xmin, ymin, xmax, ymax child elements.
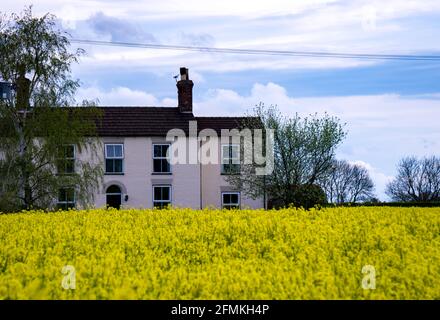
<box><xmin>66</xmin><ymin>188</ymin><xmax>75</xmax><ymax>202</ymax></box>
<box><xmin>153</xmin><ymin>159</ymin><xmax>161</xmax><ymax>173</ymax></box>
<box><xmin>114</xmin><ymin>159</ymin><xmax>123</xmax><ymax>173</ymax></box>
<box><xmin>106</xmin><ymin>159</ymin><xmax>113</xmax><ymax>172</ymax></box>
<box><xmin>162</xmin><ymin>159</ymin><xmax>170</xmax><ymax>173</ymax></box>
<box><xmin>162</xmin><ymin>145</ymin><xmax>169</xmax><ymax>157</ymax></box>
<box><xmin>153</xmin><ymin>145</ymin><xmax>161</xmax><ymax>158</ymax></box>
<box><xmin>154</xmin><ymin>144</ymin><xmax>169</xmax><ymax>158</ymax></box>
<box><xmin>162</xmin><ymin>187</ymin><xmax>170</xmax><ymax>201</ymax></box>
<box><xmin>65</xmin><ymin>160</ymin><xmax>74</xmax><ymax>174</ymax></box>
<box><xmin>154</xmin><ymin>186</ymin><xmax>171</xmax><ymax>203</ymax></box>
<box><xmin>153</xmin><ymin>159</ymin><xmax>170</xmax><ymax>173</ymax></box>
<box><xmin>59</xmin><ymin>189</ymin><xmax>66</xmax><ymax>202</ymax></box>
<box><xmin>230</xmin><ymin>193</ymin><xmax>239</xmax><ymax>204</ymax></box>
<box><xmin>223</xmin><ymin>194</ymin><xmax>230</xmax><ymax>204</ymax></box>
<box><xmin>154</xmin><ymin>187</ymin><xmax>161</xmax><ymax>200</ymax></box>
<box><xmin>66</xmin><ymin>145</ymin><xmax>75</xmax><ymax>158</ymax></box>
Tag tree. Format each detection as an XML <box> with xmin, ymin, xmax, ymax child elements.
<box><xmin>319</xmin><ymin>160</ymin><xmax>375</xmax><ymax>204</ymax></box>
<box><xmin>0</xmin><ymin>7</ymin><xmax>103</xmax><ymax>211</ymax></box>
<box><xmin>225</xmin><ymin>104</ymin><xmax>346</xmax><ymax>208</ymax></box>
<box><xmin>386</xmin><ymin>156</ymin><xmax>440</xmax><ymax>202</ymax></box>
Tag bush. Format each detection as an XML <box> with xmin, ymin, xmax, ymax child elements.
<box><xmin>268</xmin><ymin>184</ymin><xmax>328</xmax><ymax>209</ymax></box>
<box><xmin>292</xmin><ymin>184</ymin><xmax>327</xmax><ymax>209</ymax></box>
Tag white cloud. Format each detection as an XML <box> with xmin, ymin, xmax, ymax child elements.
<box><xmin>348</xmin><ymin>160</ymin><xmax>394</xmax><ymax>201</ymax></box>
<box><xmin>194</xmin><ymin>82</ymin><xmax>440</xmax><ymax>199</ymax></box>
<box><xmin>76</xmin><ymin>86</ymin><xmax>174</xmax><ymax>106</ymax></box>
<box><xmin>6</xmin><ymin>0</ymin><xmax>440</xmax><ymax>73</ymax></box>
<box><xmin>75</xmin><ymin>82</ymin><xmax>440</xmax><ymax>200</ymax></box>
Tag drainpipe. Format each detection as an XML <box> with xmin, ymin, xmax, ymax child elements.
<box><xmin>199</xmin><ymin>140</ymin><xmax>203</xmax><ymax>209</ymax></box>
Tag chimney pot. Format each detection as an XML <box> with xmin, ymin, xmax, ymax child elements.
<box><xmin>177</xmin><ymin>67</ymin><xmax>193</xmax><ymax>113</ymax></box>
<box><xmin>180</xmin><ymin>67</ymin><xmax>188</xmax><ymax>80</ymax></box>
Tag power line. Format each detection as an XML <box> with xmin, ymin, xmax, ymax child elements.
<box><xmin>70</xmin><ymin>38</ymin><xmax>440</xmax><ymax>61</ymax></box>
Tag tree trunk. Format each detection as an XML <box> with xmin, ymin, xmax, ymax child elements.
<box><xmin>16</xmin><ymin>68</ymin><xmax>32</xmax><ymax>209</ymax></box>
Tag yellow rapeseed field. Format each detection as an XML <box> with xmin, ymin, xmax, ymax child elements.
<box><xmin>0</xmin><ymin>207</ymin><xmax>439</xmax><ymax>299</ymax></box>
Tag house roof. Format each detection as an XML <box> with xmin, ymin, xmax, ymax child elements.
<box><xmin>95</xmin><ymin>107</ymin><xmax>250</xmax><ymax>137</ymax></box>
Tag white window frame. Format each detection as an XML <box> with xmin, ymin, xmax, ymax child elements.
<box><xmin>105</xmin><ymin>143</ymin><xmax>124</xmax><ymax>174</ymax></box>
<box><xmin>222</xmin><ymin>192</ymin><xmax>241</xmax><ymax>209</ymax></box>
<box><xmin>57</xmin><ymin>144</ymin><xmax>75</xmax><ymax>174</ymax></box>
<box><xmin>152</xmin><ymin>143</ymin><xmax>171</xmax><ymax>173</ymax></box>
<box><xmin>152</xmin><ymin>185</ymin><xmax>172</xmax><ymax>208</ymax></box>
<box><xmin>221</xmin><ymin>144</ymin><xmax>240</xmax><ymax>174</ymax></box>
<box><xmin>57</xmin><ymin>187</ymin><xmax>76</xmax><ymax>209</ymax></box>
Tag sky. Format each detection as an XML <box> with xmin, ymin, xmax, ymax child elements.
<box><xmin>3</xmin><ymin>0</ymin><xmax>440</xmax><ymax>200</ymax></box>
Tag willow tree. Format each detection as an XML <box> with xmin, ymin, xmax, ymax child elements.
<box><xmin>0</xmin><ymin>7</ymin><xmax>102</xmax><ymax>212</ymax></box>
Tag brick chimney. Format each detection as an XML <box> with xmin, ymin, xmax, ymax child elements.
<box><xmin>177</xmin><ymin>67</ymin><xmax>193</xmax><ymax>113</ymax></box>
<box><xmin>16</xmin><ymin>64</ymin><xmax>31</xmax><ymax>110</ymax></box>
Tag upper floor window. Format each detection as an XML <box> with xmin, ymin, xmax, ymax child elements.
<box><xmin>105</xmin><ymin>144</ymin><xmax>124</xmax><ymax>174</ymax></box>
<box><xmin>57</xmin><ymin>187</ymin><xmax>75</xmax><ymax>210</ymax></box>
<box><xmin>57</xmin><ymin>145</ymin><xmax>75</xmax><ymax>174</ymax></box>
<box><xmin>221</xmin><ymin>144</ymin><xmax>240</xmax><ymax>174</ymax></box>
<box><xmin>153</xmin><ymin>144</ymin><xmax>171</xmax><ymax>173</ymax></box>
<box><xmin>222</xmin><ymin>192</ymin><xmax>240</xmax><ymax>209</ymax></box>
<box><xmin>153</xmin><ymin>185</ymin><xmax>171</xmax><ymax>209</ymax></box>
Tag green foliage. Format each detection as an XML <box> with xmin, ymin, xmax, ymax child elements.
<box><xmin>0</xmin><ymin>6</ymin><xmax>83</xmax><ymax>107</ymax></box>
<box><xmin>269</xmin><ymin>184</ymin><xmax>328</xmax><ymax>209</ymax></box>
<box><xmin>226</xmin><ymin>103</ymin><xmax>347</xmax><ymax>208</ymax></box>
<box><xmin>0</xmin><ymin>7</ymin><xmax>103</xmax><ymax>211</ymax></box>
<box><xmin>292</xmin><ymin>184</ymin><xmax>327</xmax><ymax>209</ymax></box>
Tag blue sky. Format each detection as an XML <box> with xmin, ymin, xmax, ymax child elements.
<box><xmin>3</xmin><ymin>0</ymin><xmax>440</xmax><ymax>200</ymax></box>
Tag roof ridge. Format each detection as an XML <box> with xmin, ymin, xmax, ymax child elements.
<box><xmin>97</xmin><ymin>106</ymin><xmax>177</xmax><ymax>109</ymax></box>
<box><xmin>195</xmin><ymin>116</ymin><xmax>248</xmax><ymax>118</ymax></box>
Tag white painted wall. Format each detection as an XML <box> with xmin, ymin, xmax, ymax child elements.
<box><xmin>77</xmin><ymin>136</ymin><xmax>264</xmax><ymax>209</ymax></box>
<box><xmin>200</xmin><ymin>137</ymin><xmax>265</xmax><ymax>209</ymax></box>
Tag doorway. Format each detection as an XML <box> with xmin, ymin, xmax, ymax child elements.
<box><xmin>106</xmin><ymin>185</ymin><xmax>122</xmax><ymax>209</ymax></box>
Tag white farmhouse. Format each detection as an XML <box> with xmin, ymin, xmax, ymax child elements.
<box><xmin>59</xmin><ymin>68</ymin><xmax>265</xmax><ymax>210</ymax></box>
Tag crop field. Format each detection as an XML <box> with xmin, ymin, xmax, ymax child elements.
<box><xmin>0</xmin><ymin>207</ymin><xmax>439</xmax><ymax>299</ymax></box>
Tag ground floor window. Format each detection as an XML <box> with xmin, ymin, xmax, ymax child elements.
<box><xmin>153</xmin><ymin>185</ymin><xmax>171</xmax><ymax>209</ymax></box>
<box><xmin>57</xmin><ymin>187</ymin><xmax>75</xmax><ymax>210</ymax></box>
<box><xmin>222</xmin><ymin>192</ymin><xmax>240</xmax><ymax>209</ymax></box>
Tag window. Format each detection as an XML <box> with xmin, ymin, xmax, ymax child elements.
<box><xmin>221</xmin><ymin>144</ymin><xmax>240</xmax><ymax>174</ymax></box>
<box><xmin>153</xmin><ymin>144</ymin><xmax>171</xmax><ymax>173</ymax></box>
<box><xmin>57</xmin><ymin>145</ymin><xmax>75</xmax><ymax>174</ymax></box>
<box><xmin>57</xmin><ymin>188</ymin><xmax>75</xmax><ymax>210</ymax></box>
<box><xmin>105</xmin><ymin>144</ymin><xmax>124</xmax><ymax>174</ymax></box>
<box><xmin>222</xmin><ymin>192</ymin><xmax>240</xmax><ymax>209</ymax></box>
<box><xmin>153</xmin><ymin>185</ymin><xmax>171</xmax><ymax>209</ymax></box>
